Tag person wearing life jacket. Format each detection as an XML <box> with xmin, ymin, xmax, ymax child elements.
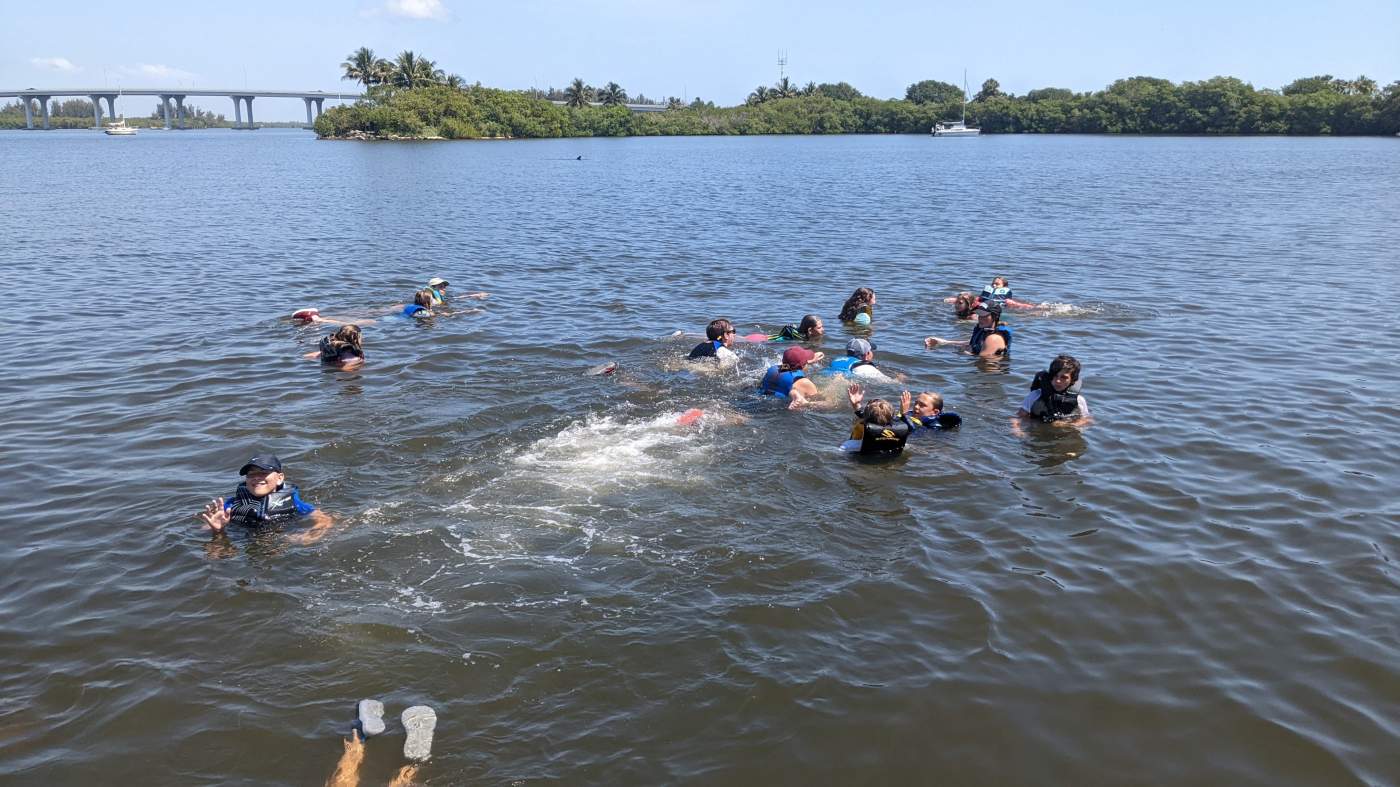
<box><xmin>1016</xmin><ymin>354</ymin><xmax>1091</xmax><ymax>425</ymax></box>
<box><xmin>401</xmin><ymin>289</ymin><xmax>436</xmax><ymax>319</ymax></box>
<box><xmin>197</xmin><ymin>455</ymin><xmax>335</xmax><ymax>545</ymax></box>
<box><xmin>770</xmin><ymin>314</ymin><xmax>824</xmax><ymax>342</ymax></box>
<box><xmin>758</xmin><ymin>346</ymin><xmax>825</xmax><ymax>407</ymax></box>
<box><xmin>979</xmin><ymin>276</ymin><xmax>1037</xmax><ymax>310</ymax></box>
<box><xmin>840</xmin><ymin>384</ymin><xmax>911</xmax><ymax>455</ymax></box>
<box><xmin>825</xmin><ymin>338</ymin><xmax>896</xmax><ymax>382</ymax></box>
<box><xmin>687</xmin><ymin>318</ymin><xmax>740</xmax><ymax>367</ymax></box>
<box><xmin>302</xmin><ymin>324</ymin><xmax>365</xmax><ymax>368</ymax></box>
<box><xmin>426</xmin><ymin>276</ymin><xmax>489</xmax><ymax>305</ymax></box>
<box><xmin>899</xmin><ymin>389</ymin><xmax>963</xmax><ymax>432</ymax></box>
<box><xmin>838</xmin><ymin>287</ymin><xmax>876</xmax><ymax>325</ymax></box>
<box><xmin>924</xmin><ymin>300</ymin><xmax>1013</xmax><ymax>358</ymax></box>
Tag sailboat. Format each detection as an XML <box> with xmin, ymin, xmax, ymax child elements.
<box><xmin>104</xmin><ymin>89</ymin><xmax>136</xmax><ymax>135</ymax></box>
<box><xmin>931</xmin><ymin>70</ymin><xmax>980</xmax><ymax>137</ymax></box>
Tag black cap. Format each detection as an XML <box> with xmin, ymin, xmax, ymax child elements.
<box><xmin>239</xmin><ymin>455</ymin><xmax>283</xmax><ymax>475</ymax></box>
<box><xmin>975</xmin><ymin>301</ymin><xmax>1003</xmax><ymax>318</ymax></box>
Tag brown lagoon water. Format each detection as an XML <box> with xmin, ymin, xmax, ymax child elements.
<box><xmin>1</xmin><ymin>129</ymin><xmax>1398</xmax><ymax>785</ymax></box>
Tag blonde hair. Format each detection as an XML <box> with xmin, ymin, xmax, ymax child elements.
<box><xmin>865</xmin><ymin>399</ymin><xmax>895</xmax><ymax>425</ymax></box>
<box><xmin>414</xmin><ymin>289</ymin><xmax>435</xmax><ymax>308</ymax></box>
<box><xmin>917</xmin><ymin>392</ymin><xmax>943</xmax><ymax>412</ymax></box>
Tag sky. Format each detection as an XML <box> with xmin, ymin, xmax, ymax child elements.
<box><xmin>4</xmin><ymin>0</ymin><xmax>1399</xmax><ymax>121</ymax></box>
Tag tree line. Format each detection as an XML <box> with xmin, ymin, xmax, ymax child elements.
<box><xmin>318</xmin><ymin>50</ymin><xmax>1400</xmax><ymax>139</ymax></box>
<box><xmin>0</xmin><ymin>99</ymin><xmax>225</xmax><ymax>129</ymax></box>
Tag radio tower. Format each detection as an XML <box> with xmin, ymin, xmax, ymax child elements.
<box><xmin>777</xmin><ymin>50</ymin><xmax>788</xmax><ymax>82</ymax></box>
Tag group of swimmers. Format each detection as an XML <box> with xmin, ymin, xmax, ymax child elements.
<box><xmin>685</xmin><ymin>280</ymin><xmax>1090</xmax><ymax>457</ymax></box>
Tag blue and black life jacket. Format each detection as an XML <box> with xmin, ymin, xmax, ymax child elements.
<box><xmin>969</xmin><ymin>323</ymin><xmax>1013</xmax><ymax>356</ymax></box>
<box><xmin>1029</xmin><ymin>371</ymin><xmax>1082</xmax><ymax>422</ymax></box>
<box><xmin>403</xmin><ymin>304</ymin><xmax>429</xmax><ymax>318</ymax></box>
<box><xmin>980</xmin><ymin>285</ymin><xmax>1013</xmax><ymax>304</ymax></box>
<box><xmin>759</xmin><ymin>366</ymin><xmax>805</xmax><ymax>398</ymax></box>
<box><xmin>227</xmin><ymin>482</ymin><xmax>302</xmax><ymax>528</ymax></box>
<box><xmin>688</xmin><ymin>339</ymin><xmax>723</xmax><ymax>359</ymax></box>
<box><xmin>903</xmin><ymin>411</ymin><xmax>962</xmax><ymax>431</ymax></box>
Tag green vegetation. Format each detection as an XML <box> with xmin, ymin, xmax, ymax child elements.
<box><xmin>0</xmin><ymin>99</ymin><xmax>225</xmax><ymax>129</ymax></box>
<box><xmin>315</xmin><ymin>50</ymin><xmax>1400</xmax><ymax>140</ymax></box>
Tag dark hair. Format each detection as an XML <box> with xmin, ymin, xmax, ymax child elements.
<box><xmin>322</xmin><ymin>324</ymin><xmax>365</xmax><ymax>360</ymax></box>
<box><xmin>414</xmin><ymin>289</ymin><xmax>435</xmax><ymax>309</ymax></box>
<box><xmin>798</xmin><ymin>314</ymin><xmax>822</xmax><ymax>335</ymax></box>
<box><xmin>1048</xmin><ymin>354</ymin><xmax>1082</xmax><ymax>383</ymax></box>
<box><xmin>839</xmin><ymin>288</ymin><xmax>875</xmax><ymax>321</ymax></box>
<box><xmin>953</xmin><ymin>291</ymin><xmax>977</xmax><ymax>319</ymax></box>
<box><xmin>705</xmin><ymin>318</ymin><xmax>734</xmax><ymax>340</ymax></box>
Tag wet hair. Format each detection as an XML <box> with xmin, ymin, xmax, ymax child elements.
<box><xmin>414</xmin><ymin>289</ymin><xmax>435</xmax><ymax>309</ymax></box>
<box><xmin>705</xmin><ymin>318</ymin><xmax>734</xmax><ymax>341</ymax></box>
<box><xmin>917</xmin><ymin>392</ymin><xmax>944</xmax><ymax>412</ymax></box>
<box><xmin>953</xmin><ymin>291</ymin><xmax>978</xmax><ymax>319</ymax></box>
<box><xmin>322</xmin><ymin>324</ymin><xmax>365</xmax><ymax>360</ymax></box>
<box><xmin>838</xmin><ymin>288</ymin><xmax>875</xmax><ymax>322</ymax></box>
<box><xmin>798</xmin><ymin>314</ymin><xmax>822</xmax><ymax>336</ymax></box>
<box><xmin>864</xmin><ymin>399</ymin><xmax>895</xmax><ymax>425</ymax></box>
<box><xmin>1048</xmin><ymin>354</ymin><xmax>1082</xmax><ymax>383</ymax></box>
<box><xmin>992</xmin><ymin>276</ymin><xmax>1009</xmax><ymax>287</ymax></box>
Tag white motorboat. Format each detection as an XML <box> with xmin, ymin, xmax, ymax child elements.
<box><xmin>932</xmin><ymin>70</ymin><xmax>980</xmax><ymax>137</ymax></box>
<box><xmin>104</xmin><ymin>117</ymin><xmax>137</xmax><ymax>136</ymax></box>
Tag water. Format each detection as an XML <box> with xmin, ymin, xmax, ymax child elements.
<box><xmin>2</xmin><ymin>129</ymin><xmax>1399</xmax><ymax>785</ymax></box>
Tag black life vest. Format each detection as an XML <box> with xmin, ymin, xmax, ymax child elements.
<box><xmin>688</xmin><ymin>340</ymin><xmax>721</xmax><ymax>359</ymax></box>
<box><xmin>227</xmin><ymin>482</ymin><xmax>302</xmax><ymax>528</ymax></box>
<box><xmin>1029</xmin><ymin>371</ymin><xmax>1082</xmax><ymax>422</ymax></box>
<box><xmin>849</xmin><ymin>415</ymin><xmax>911</xmax><ymax>455</ymax></box>
<box><xmin>969</xmin><ymin>323</ymin><xmax>1013</xmax><ymax>356</ymax></box>
<box><xmin>318</xmin><ymin>336</ymin><xmax>363</xmax><ymax>364</ymax></box>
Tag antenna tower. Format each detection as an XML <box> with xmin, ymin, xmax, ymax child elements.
<box><xmin>777</xmin><ymin>50</ymin><xmax>787</xmax><ymax>82</ymax></box>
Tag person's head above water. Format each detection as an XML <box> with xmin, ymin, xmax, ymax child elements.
<box><xmin>706</xmin><ymin>318</ymin><xmax>736</xmax><ymax>344</ymax></box>
<box><xmin>428</xmin><ymin>277</ymin><xmax>448</xmax><ymax>290</ymax></box>
<box><xmin>954</xmin><ymin>291</ymin><xmax>978</xmax><ymax>319</ymax></box>
<box><xmin>974</xmin><ymin>300</ymin><xmax>1003</xmax><ymax>325</ymax></box>
<box><xmin>413</xmin><ymin>289</ymin><xmax>436</xmax><ymax>309</ymax></box>
<box><xmin>912</xmin><ymin>392</ymin><xmax>943</xmax><ymax>417</ymax></box>
<box><xmin>991</xmin><ymin>276</ymin><xmax>1009</xmax><ymax>288</ymax></box>
<box><xmin>863</xmin><ymin>398</ymin><xmax>895</xmax><ymax>425</ymax></box>
<box><xmin>1047</xmin><ymin>354</ymin><xmax>1082</xmax><ymax>390</ymax></box>
<box><xmin>781</xmin><ymin>346</ymin><xmax>816</xmax><ymax>370</ymax></box>
<box><xmin>239</xmin><ymin>455</ymin><xmax>286</xmax><ymax>498</ymax></box>
<box><xmin>798</xmin><ymin>314</ymin><xmax>824</xmax><ymax>337</ymax></box>
<box><xmin>839</xmin><ymin>287</ymin><xmax>876</xmax><ymax>321</ymax></box>
<box><xmin>845</xmin><ymin>338</ymin><xmax>875</xmax><ymax>360</ymax></box>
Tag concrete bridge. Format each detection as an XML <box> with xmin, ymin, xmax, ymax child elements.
<box><xmin>0</xmin><ymin>88</ymin><xmax>362</xmax><ymax>129</ymax></box>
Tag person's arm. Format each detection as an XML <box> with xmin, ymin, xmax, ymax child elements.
<box><xmin>925</xmin><ymin>336</ymin><xmax>969</xmax><ymax>350</ymax></box>
<box><xmin>288</xmin><ymin>510</ymin><xmax>336</xmax><ymax>545</ymax></box>
<box><xmin>1060</xmin><ymin>395</ymin><xmax>1093</xmax><ymax>427</ymax></box>
<box><xmin>786</xmin><ymin>378</ymin><xmax>825</xmax><ymax>409</ymax></box>
<box><xmin>1015</xmin><ymin>389</ymin><xmax>1039</xmax><ymax>421</ymax></box>
<box><xmin>198</xmin><ymin>497</ymin><xmax>232</xmax><ymax>535</ymax></box>
<box><xmin>847</xmin><ymin>383</ymin><xmax>865</xmax><ymax>412</ymax></box>
<box><xmin>303</xmin><ymin>350</ymin><xmax>321</xmax><ymax>360</ymax></box>
<box><xmin>464</xmin><ymin>291</ymin><xmax>489</xmax><ymax>299</ymax></box>
<box><xmin>1004</xmin><ymin>298</ymin><xmax>1037</xmax><ymax>309</ymax></box>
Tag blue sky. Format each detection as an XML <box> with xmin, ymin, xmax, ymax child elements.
<box><xmin>5</xmin><ymin>0</ymin><xmax>1399</xmax><ymax>120</ymax></box>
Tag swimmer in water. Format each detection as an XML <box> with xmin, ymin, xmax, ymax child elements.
<box><xmin>758</xmin><ymin>346</ymin><xmax>826</xmax><ymax>408</ymax></box>
<box><xmin>899</xmin><ymin>389</ymin><xmax>962</xmax><ymax>431</ymax></box>
<box><xmin>979</xmin><ymin>276</ymin><xmax>1038</xmax><ymax>310</ymax></box>
<box><xmin>825</xmin><ymin>338</ymin><xmax>899</xmax><ymax>382</ymax></box>
<box><xmin>687</xmin><ymin>318</ymin><xmax>740</xmax><ymax>367</ymax></box>
<box><xmin>925</xmin><ymin>301</ymin><xmax>1012</xmax><ymax>358</ymax></box>
<box><xmin>838</xmin><ymin>287</ymin><xmax>876</xmax><ymax>324</ymax></box>
<box><xmin>770</xmin><ymin>314</ymin><xmax>825</xmax><ymax>342</ymax></box>
<box><xmin>1015</xmin><ymin>354</ymin><xmax>1091</xmax><ymax>428</ymax></box>
<box><xmin>303</xmin><ymin>324</ymin><xmax>365</xmax><ymax>368</ymax></box>
<box><xmin>841</xmin><ymin>384</ymin><xmax>910</xmax><ymax>455</ymax></box>
<box><xmin>400</xmin><ymin>289</ymin><xmax>436</xmax><ymax>319</ymax></box>
<box><xmin>426</xmin><ymin>276</ymin><xmax>488</xmax><ymax>304</ymax></box>
<box><xmin>196</xmin><ymin>455</ymin><xmax>336</xmax><ymax>548</ymax></box>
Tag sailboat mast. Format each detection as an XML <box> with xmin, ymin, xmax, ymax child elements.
<box><xmin>961</xmin><ymin>69</ymin><xmax>968</xmax><ymax>124</ymax></box>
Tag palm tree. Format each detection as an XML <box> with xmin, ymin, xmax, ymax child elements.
<box><xmin>599</xmin><ymin>82</ymin><xmax>628</xmax><ymax>106</ymax></box>
<box><xmin>666</xmin><ymin>96</ymin><xmax>684</xmax><ymax>110</ymax></box>
<box><xmin>564</xmin><ymin>78</ymin><xmax>593</xmax><ymax>108</ymax></box>
<box><xmin>746</xmin><ymin>85</ymin><xmax>771</xmax><ymax>105</ymax></box>
<box><xmin>341</xmin><ymin>47</ymin><xmax>380</xmax><ymax>90</ymax></box>
<box><xmin>444</xmin><ymin>73</ymin><xmax>465</xmax><ymax>90</ymax></box>
<box><xmin>372</xmin><ymin>58</ymin><xmax>395</xmax><ymax>88</ymax></box>
<box><xmin>393</xmin><ymin>50</ymin><xmax>425</xmax><ymax>89</ymax></box>
<box><xmin>801</xmin><ymin>81</ymin><xmax>817</xmax><ymax>97</ymax></box>
<box><xmin>413</xmin><ymin>58</ymin><xmax>444</xmax><ymax>86</ymax></box>
<box><xmin>773</xmin><ymin>77</ymin><xmax>796</xmax><ymax>98</ymax></box>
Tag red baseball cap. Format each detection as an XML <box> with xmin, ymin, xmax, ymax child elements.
<box><xmin>782</xmin><ymin>347</ymin><xmax>816</xmax><ymax>367</ymax></box>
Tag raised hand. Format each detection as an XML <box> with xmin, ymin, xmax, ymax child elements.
<box><xmin>848</xmin><ymin>383</ymin><xmax>864</xmax><ymax>411</ymax></box>
<box><xmin>199</xmin><ymin>498</ymin><xmax>231</xmax><ymax>534</ymax></box>
<box><xmin>900</xmin><ymin>390</ymin><xmax>912</xmax><ymax>414</ymax></box>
